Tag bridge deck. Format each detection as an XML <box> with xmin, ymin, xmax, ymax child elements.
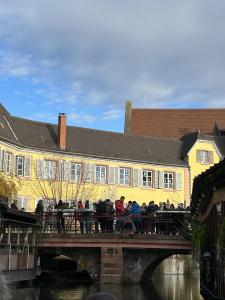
<box><xmin>38</xmin><ymin>234</ymin><xmax>192</xmax><ymax>250</ymax></box>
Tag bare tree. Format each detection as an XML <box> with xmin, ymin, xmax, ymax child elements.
<box><xmin>29</xmin><ymin>158</ymin><xmax>99</xmax><ymax>208</ymax></box>
<box><xmin>100</xmin><ymin>185</ymin><xmax>118</xmax><ymax>201</ymax></box>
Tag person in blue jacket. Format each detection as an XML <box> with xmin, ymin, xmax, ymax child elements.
<box><xmin>130</xmin><ymin>201</ymin><xmax>142</xmax><ymax>234</ymax></box>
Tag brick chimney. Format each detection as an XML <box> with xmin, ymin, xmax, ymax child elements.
<box><xmin>124</xmin><ymin>100</ymin><xmax>132</xmax><ymax>133</ymax></box>
<box><xmin>58</xmin><ymin>113</ymin><xmax>66</xmax><ymax>150</ymax></box>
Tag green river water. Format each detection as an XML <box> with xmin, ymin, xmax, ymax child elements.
<box><xmin>10</xmin><ymin>274</ymin><xmax>204</xmax><ymax>300</ymax></box>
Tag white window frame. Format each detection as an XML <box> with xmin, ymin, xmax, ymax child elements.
<box><xmin>199</xmin><ymin>150</ymin><xmax>209</xmax><ymax>163</ymax></box>
<box><xmin>164</xmin><ymin>172</ymin><xmax>174</xmax><ymax>189</ymax></box>
<box><xmin>16</xmin><ymin>156</ymin><xmax>25</xmax><ymax>176</ymax></box>
<box><xmin>142</xmin><ymin>170</ymin><xmax>152</xmax><ymax>188</ymax></box>
<box><xmin>96</xmin><ymin>165</ymin><xmax>107</xmax><ymax>184</ymax></box>
<box><xmin>70</xmin><ymin>163</ymin><xmax>82</xmax><ymax>181</ymax></box>
<box><xmin>43</xmin><ymin>160</ymin><xmax>57</xmax><ymax>180</ymax></box>
<box><xmin>119</xmin><ymin>168</ymin><xmax>130</xmax><ymax>185</ymax></box>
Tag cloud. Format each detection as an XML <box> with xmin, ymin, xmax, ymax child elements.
<box><xmin>68</xmin><ymin>112</ymin><xmax>97</xmax><ymax>125</ymax></box>
<box><xmin>0</xmin><ymin>0</ymin><xmax>225</xmax><ymax>111</ymax></box>
<box><xmin>101</xmin><ymin>109</ymin><xmax>123</xmax><ymax>121</ymax></box>
<box><xmin>30</xmin><ymin>112</ymin><xmax>56</xmax><ymax>123</ymax></box>
<box><xmin>0</xmin><ymin>51</ymin><xmax>33</xmax><ymax>77</ymax></box>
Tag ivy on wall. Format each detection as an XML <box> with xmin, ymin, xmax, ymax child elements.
<box><xmin>192</xmin><ymin>224</ymin><xmax>213</xmax><ymax>252</ymax></box>
<box><xmin>219</xmin><ymin>218</ymin><xmax>225</xmax><ymax>249</ymax></box>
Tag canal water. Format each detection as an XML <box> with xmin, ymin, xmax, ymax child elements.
<box><xmin>9</xmin><ymin>274</ymin><xmax>204</xmax><ymax>300</ymax></box>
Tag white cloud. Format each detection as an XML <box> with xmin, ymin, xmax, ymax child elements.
<box><xmin>101</xmin><ymin>109</ymin><xmax>123</xmax><ymax>121</ymax></box>
<box><xmin>0</xmin><ymin>51</ymin><xmax>33</xmax><ymax>77</ymax></box>
<box><xmin>30</xmin><ymin>112</ymin><xmax>56</xmax><ymax>122</ymax></box>
<box><xmin>0</xmin><ymin>0</ymin><xmax>225</xmax><ymax>110</ymax></box>
<box><xmin>68</xmin><ymin>112</ymin><xmax>97</xmax><ymax>124</ymax></box>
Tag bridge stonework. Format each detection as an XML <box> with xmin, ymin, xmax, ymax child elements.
<box><xmin>38</xmin><ymin>235</ymin><xmax>191</xmax><ymax>283</ymax></box>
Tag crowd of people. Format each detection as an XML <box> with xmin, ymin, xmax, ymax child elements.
<box><xmin>34</xmin><ymin>196</ymin><xmax>188</xmax><ymax>235</ymax></box>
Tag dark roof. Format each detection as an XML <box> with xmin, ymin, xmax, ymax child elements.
<box><xmin>180</xmin><ymin>131</ymin><xmax>223</xmax><ymax>158</ymax></box>
<box><xmin>180</xmin><ymin>132</ymin><xmax>199</xmax><ymax>158</ymax></box>
<box><xmin>0</xmin><ymin>105</ymin><xmax>187</xmax><ymax>166</ymax></box>
<box><xmin>128</xmin><ymin>108</ymin><xmax>225</xmax><ymax>139</ymax></box>
<box><xmin>0</xmin><ymin>113</ymin><xmax>22</xmax><ymax>145</ymax></box>
<box><xmin>212</xmin><ymin>136</ymin><xmax>225</xmax><ymax>157</ymax></box>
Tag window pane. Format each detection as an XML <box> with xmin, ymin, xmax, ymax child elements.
<box><xmin>164</xmin><ymin>172</ymin><xmax>173</xmax><ymax>189</ymax></box>
<box><xmin>120</xmin><ymin>168</ymin><xmax>130</xmax><ymax>185</ymax></box>
<box><xmin>17</xmin><ymin>156</ymin><xmax>24</xmax><ymax>176</ymax></box>
<box><xmin>96</xmin><ymin>166</ymin><xmax>106</xmax><ymax>183</ymax></box>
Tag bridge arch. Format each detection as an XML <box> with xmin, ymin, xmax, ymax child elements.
<box><xmin>122</xmin><ymin>249</ymin><xmax>191</xmax><ymax>283</ymax></box>
<box><xmin>141</xmin><ymin>250</ymin><xmax>192</xmax><ymax>282</ymax></box>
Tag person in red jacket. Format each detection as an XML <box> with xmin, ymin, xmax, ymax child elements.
<box><xmin>115</xmin><ymin>196</ymin><xmax>125</xmax><ymax>232</ymax></box>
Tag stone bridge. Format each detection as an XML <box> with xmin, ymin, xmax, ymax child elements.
<box><xmin>38</xmin><ymin>234</ymin><xmax>192</xmax><ymax>283</ymax></box>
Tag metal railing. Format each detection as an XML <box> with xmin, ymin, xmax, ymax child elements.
<box><xmin>39</xmin><ymin>210</ymin><xmax>190</xmax><ymax>237</ymax></box>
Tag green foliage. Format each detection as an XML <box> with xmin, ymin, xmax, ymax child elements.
<box><xmin>192</xmin><ymin>225</ymin><xmax>202</xmax><ymax>248</ymax></box>
<box><xmin>219</xmin><ymin>218</ymin><xmax>225</xmax><ymax>248</ymax></box>
<box><xmin>192</xmin><ymin>224</ymin><xmax>213</xmax><ymax>252</ymax></box>
<box><xmin>0</xmin><ymin>172</ymin><xmax>19</xmax><ymax>201</ymax></box>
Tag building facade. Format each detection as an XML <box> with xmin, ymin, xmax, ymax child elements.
<box><xmin>0</xmin><ymin>104</ymin><xmax>189</xmax><ymax>211</ymax></box>
<box><xmin>0</xmin><ymin>102</ymin><xmax>224</xmax><ymax>211</ymax></box>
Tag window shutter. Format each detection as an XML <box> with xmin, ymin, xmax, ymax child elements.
<box><xmin>23</xmin><ymin>197</ymin><xmax>29</xmax><ymax>211</ymax></box>
<box><xmin>108</xmin><ymin>166</ymin><xmax>115</xmax><ymax>184</ymax></box>
<box><xmin>132</xmin><ymin>168</ymin><xmax>139</xmax><ymax>186</ymax></box>
<box><xmin>63</xmin><ymin>161</ymin><xmax>71</xmax><ymax>181</ymax></box>
<box><xmin>138</xmin><ymin>169</ymin><xmax>143</xmax><ymax>187</ymax></box>
<box><xmin>209</xmin><ymin>151</ymin><xmax>213</xmax><ymax>164</ymax></box>
<box><xmin>58</xmin><ymin>160</ymin><xmax>64</xmax><ymax>180</ymax></box>
<box><xmin>115</xmin><ymin>167</ymin><xmax>119</xmax><ymax>184</ymax></box>
<box><xmin>36</xmin><ymin>159</ymin><xmax>44</xmax><ymax>178</ymax></box>
<box><xmin>24</xmin><ymin>156</ymin><xmax>31</xmax><ymax>177</ymax></box>
<box><xmin>10</xmin><ymin>154</ymin><xmax>15</xmax><ymax>174</ymax></box>
<box><xmin>16</xmin><ymin>196</ymin><xmax>28</xmax><ymax>211</ymax></box>
<box><xmin>16</xmin><ymin>196</ymin><xmax>22</xmax><ymax>210</ymax></box>
<box><xmin>90</xmin><ymin>164</ymin><xmax>96</xmax><ymax>182</ymax></box>
<box><xmin>196</xmin><ymin>150</ymin><xmax>201</xmax><ymax>162</ymax></box>
<box><xmin>154</xmin><ymin>171</ymin><xmax>159</xmax><ymax>188</ymax></box>
<box><xmin>15</xmin><ymin>156</ymin><xmax>18</xmax><ymax>175</ymax></box>
<box><xmin>158</xmin><ymin>171</ymin><xmax>164</xmax><ymax>189</ymax></box>
<box><xmin>1</xmin><ymin>150</ymin><xmax>6</xmax><ymax>172</ymax></box>
<box><xmin>83</xmin><ymin>163</ymin><xmax>91</xmax><ymax>182</ymax></box>
<box><xmin>176</xmin><ymin>173</ymin><xmax>182</xmax><ymax>190</ymax></box>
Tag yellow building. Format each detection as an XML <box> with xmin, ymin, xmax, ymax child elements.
<box><xmin>180</xmin><ymin>131</ymin><xmax>222</xmax><ymax>190</ymax></box>
<box><xmin>0</xmin><ymin>104</ymin><xmax>191</xmax><ymax>211</ymax></box>
<box><xmin>0</xmin><ymin>103</ymin><xmax>223</xmax><ymax>211</ymax></box>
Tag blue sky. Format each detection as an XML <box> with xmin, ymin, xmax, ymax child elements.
<box><xmin>1</xmin><ymin>1</ymin><xmax>225</xmax><ymax>132</ymax></box>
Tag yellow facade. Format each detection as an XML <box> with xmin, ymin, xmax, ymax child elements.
<box><xmin>0</xmin><ymin>140</ymin><xmax>187</xmax><ymax>211</ymax></box>
<box><xmin>1</xmin><ymin>134</ymin><xmax>222</xmax><ymax>211</ymax></box>
<box><xmin>185</xmin><ymin>139</ymin><xmax>221</xmax><ymax>190</ymax></box>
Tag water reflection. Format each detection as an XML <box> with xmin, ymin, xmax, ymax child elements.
<box><xmin>10</xmin><ymin>275</ymin><xmax>204</xmax><ymax>300</ymax></box>
<box><xmin>12</xmin><ymin>275</ymin><xmax>203</xmax><ymax>300</ymax></box>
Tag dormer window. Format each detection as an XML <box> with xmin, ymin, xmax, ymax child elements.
<box><xmin>196</xmin><ymin>150</ymin><xmax>213</xmax><ymax>164</ymax></box>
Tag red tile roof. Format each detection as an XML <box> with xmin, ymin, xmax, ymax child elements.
<box><xmin>129</xmin><ymin>108</ymin><xmax>225</xmax><ymax>138</ymax></box>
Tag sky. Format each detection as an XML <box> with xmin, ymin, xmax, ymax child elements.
<box><xmin>1</xmin><ymin>1</ymin><xmax>225</xmax><ymax>132</ymax></box>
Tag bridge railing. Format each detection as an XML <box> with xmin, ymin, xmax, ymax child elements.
<box><xmin>39</xmin><ymin>210</ymin><xmax>190</xmax><ymax>236</ymax></box>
